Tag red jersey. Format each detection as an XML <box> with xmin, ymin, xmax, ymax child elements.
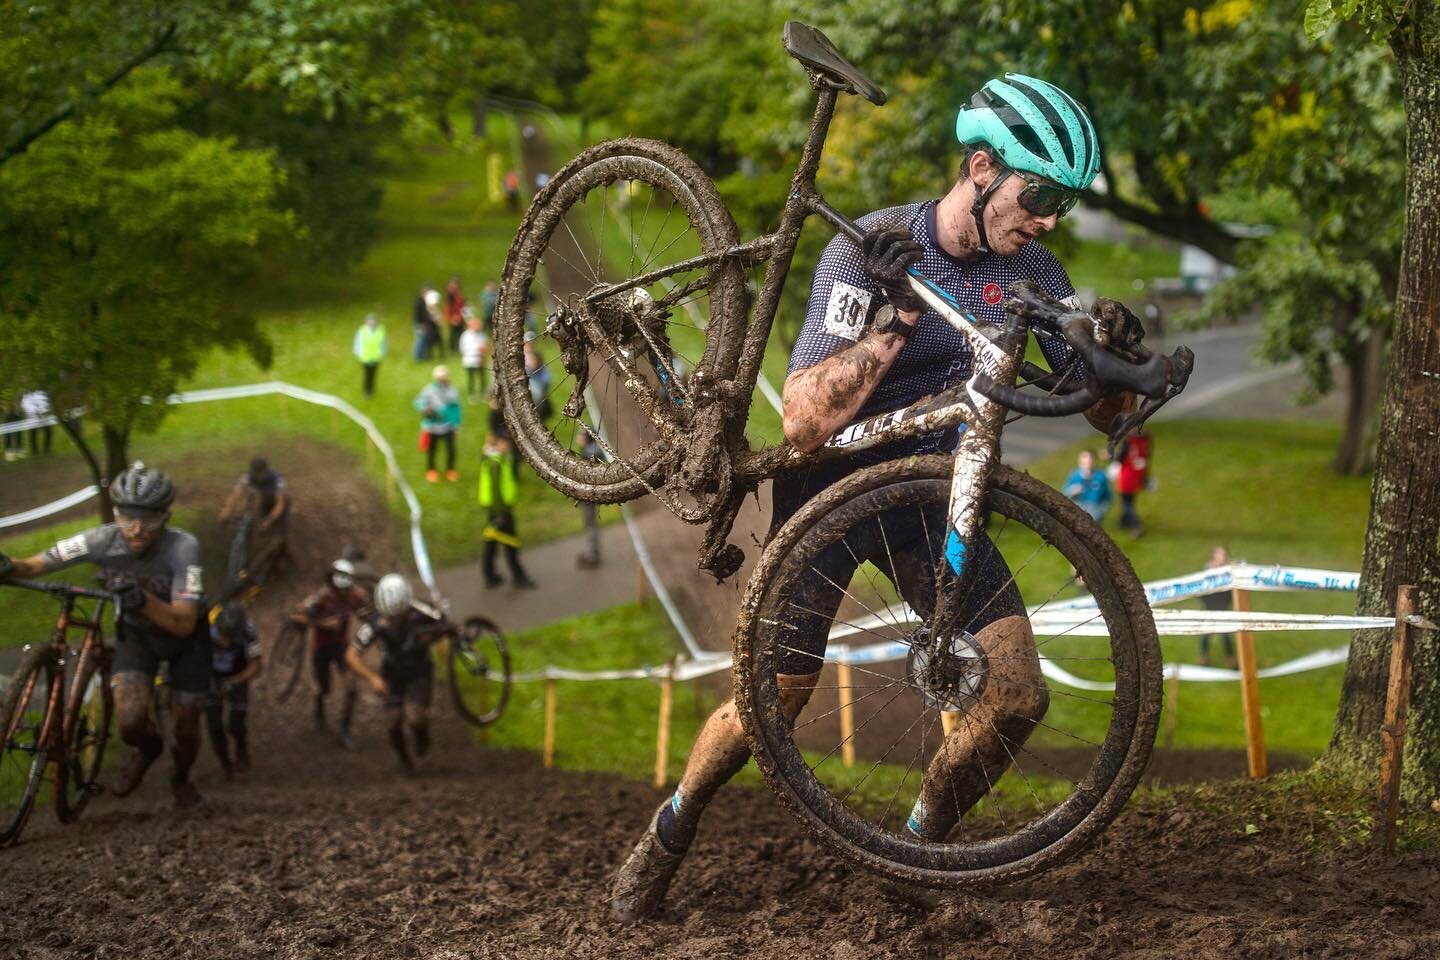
<box><xmin>300</xmin><ymin>586</ymin><xmax>369</xmax><ymax>648</ymax></box>
<box><xmin>1117</xmin><ymin>433</ymin><xmax>1151</xmax><ymax>495</ymax></box>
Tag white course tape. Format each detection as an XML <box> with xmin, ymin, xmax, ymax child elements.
<box><xmin>0</xmin><ymin>382</ymin><xmax>439</xmax><ymax>597</ymax></box>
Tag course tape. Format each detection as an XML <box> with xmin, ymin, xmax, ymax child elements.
<box><xmin>1046</xmin><ymin>562</ymin><xmax>1361</xmax><ymax>611</ymax></box>
<box><xmin>0</xmin><ymin>382</ymin><xmax>439</xmax><ymax>597</ymax></box>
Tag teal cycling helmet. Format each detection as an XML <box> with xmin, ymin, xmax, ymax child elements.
<box><xmin>955</xmin><ymin>73</ymin><xmax>1101</xmax><ymax>190</ymax></box>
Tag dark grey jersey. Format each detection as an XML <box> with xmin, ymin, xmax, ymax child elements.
<box><xmin>40</xmin><ymin>525</ymin><xmax>203</xmax><ymax>604</ymax></box>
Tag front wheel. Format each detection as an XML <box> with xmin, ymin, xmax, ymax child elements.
<box><xmin>0</xmin><ymin>646</ymin><xmax>62</xmax><ymax>847</ymax></box>
<box><xmin>448</xmin><ymin>617</ymin><xmax>511</xmax><ymax>727</ymax></box>
<box><xmin>56</xmin><ymin>648</ymin><xmax>114</xmax><ymax>824</ymax></box>
<box><xmin>733</xmin><ymin>457</ymin><xmax>1161</xmax><ymax>887</ymax></box>
<box><xmin>495</xmin><ymin>137</ymin><xmax>745</xmax><ymax>504</ymax></box>
<box><xmin>268</xmin><ymin>621</ymin><xmax>307</xmax><ymax>703</ymax></box>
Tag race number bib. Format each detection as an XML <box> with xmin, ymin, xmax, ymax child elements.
<box><xmin>185</xmin><ymin>565</ymin><xmax>203</xmax><ymax>595</ymax></box>
<box><xmin>822</xmin><ymin>282</ymin><xmax>872</xmax><ymax>341</ymax></box>
<box><xmin>54</xmin><ymin>534</ymin><xmax>88</xmax><ymax>562</ymax></box>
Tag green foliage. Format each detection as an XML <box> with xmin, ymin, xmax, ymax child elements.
<box><xmin>0</xmin><ymin>68</ymin><xmax>290</xmax><ymax>437</ymax></box>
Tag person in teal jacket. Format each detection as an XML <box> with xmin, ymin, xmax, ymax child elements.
<box><xmin>353</xmin><ymin>313</ymin><xmax>387</xmax><ymax>397</ymax></box>
<box><xmin>414</xmin><ymin>365</ymin><xmax>462</xmax><ymax>482</ymax></box>
<box><xmin>1062</xmin><ymin>449</ymin><xmax>1112</xmax><ymax>524</ymax></box>
<box><xmin>477</xmin><ymin>434</ymin><xmax>536</xmax><ymax>589</ymax></box>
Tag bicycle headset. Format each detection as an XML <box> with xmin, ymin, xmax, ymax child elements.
<box><xmin>954</xmin><ymin>74</ymin><xmax>1101</xmax><ymax>254</ymax></box>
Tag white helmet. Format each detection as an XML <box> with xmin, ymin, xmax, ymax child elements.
<box><xmin>374</xmin><ymin>573</ymin><xmax>413</xmax><ymax>617</ymax></box>
<box><xmin>329</xmin><ymin>558</ymin><xmax>355</xmax><ymax>591</ymax></box>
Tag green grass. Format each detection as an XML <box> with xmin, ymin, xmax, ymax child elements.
<box><xmin>1060</xmin><ymin>235</ymin><xmax>1181</xmax><ymax>296</ymax></box>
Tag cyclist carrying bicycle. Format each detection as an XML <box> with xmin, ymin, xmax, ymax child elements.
<box><xmin>611</xmin><ymin>74</ymin><xmax>1150</xmax><ymax>920</ymax></box>
<box><xmin>0</xmin><ymin>463</ymin><xmax>211</xmax><ymax>808</ymax></box>
<box><xmin>208</xmin><ymin>602</ymin><xmax>263</xmax><ymax>778</ymax></box>
<box><xmin>345</xmin><ymin>573</ymin><xmax>445</xmax><ymax>772</ymax></box>
<box><xmin>219</xmin><ymin>457</ymin><xmax>290</xmax><ymax>538</ymax></box>
<box><xmin>297</xmin><ymin>557</ymin><xmax>371</xmax><ymax>747</ymax></box>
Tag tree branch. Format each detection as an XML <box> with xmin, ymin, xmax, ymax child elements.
<box><xmin>1082</xmin><ymin>187</ymin><xmax>1239</xmax><ymax>265</ymax></box>
<box><xmin>0</xmin><ymin>21</ymin><xmax>177</xmax><ymax>167</ymax></box>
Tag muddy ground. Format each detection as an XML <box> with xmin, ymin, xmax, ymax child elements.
<box><xmin>2</xmin><ymin>684</ymin><xmax>1437</xmax><ymax>960</ymax></box>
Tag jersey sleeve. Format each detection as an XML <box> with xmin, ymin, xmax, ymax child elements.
<box><xmin>169</xmin><ymin>534</ymin><xmax>203</xmax><ymax>603</ymax></box>
<box><xmin>38</xmin><ymin>526</ymin><xmax>107</xmax><ymax>573</ymax></box>
<box><xmin>788</xmin><ymin>234</ymin><xmax>884</xmax><ymax>374</ymax></box>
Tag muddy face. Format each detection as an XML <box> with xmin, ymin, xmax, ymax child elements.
<box><xmin>982</xmin><ymin>175</ymin><xmax>1060</xmax><ymax>255</ymax></box>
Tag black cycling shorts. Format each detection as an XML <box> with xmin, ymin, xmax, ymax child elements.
<box><xmin>381</xmin><ymin>663</ymin><xmax>433</xmax><ymax>712</ymax></box>
<box><xmin>769</xmin><ymin>459</ymin><xmax>1023</xmax><ymax>675</ymax></box>
<box><xmin>113</xmin><ymin>617</ymin><xmax>212</xmax><ymax>699</ymax></box>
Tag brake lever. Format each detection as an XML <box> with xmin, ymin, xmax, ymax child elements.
<box><xmin>1105</xmin><ymin>346</ymin><xmax>1194</xmax><ymax>458</ymax></box>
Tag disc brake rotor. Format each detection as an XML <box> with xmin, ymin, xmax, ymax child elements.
<box><xmin>905</xmin><ymin>624</ymin><xmax>990</xmax><ymax>716</ymax></box>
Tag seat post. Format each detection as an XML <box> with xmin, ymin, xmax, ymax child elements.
<box><xmin>790</xmin><ymin>85</ymin><xmax>839</xmax><ymax>205</ymax></box>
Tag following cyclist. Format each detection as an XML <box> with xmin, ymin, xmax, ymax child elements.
<box><xmin>298</xmin><ymin>557</ymin><xmax>370</xmax><ymax>747</ymax></box>
<box><xmin>0</xmin><ymin>463</ymin><xmax>211</xmax><ymax>807</ymax></box>
<box><xmin>219</xmin><ymin>456</ymin><xmax>290</xmax><ymax>539</ymax></box>
<box><xmin>611</xmin><ymin>74</ymin><xmax>1148</xmax><ymax>919</ymax></box>
<box><xmin>208</xmin><ymin>602</ymin><xmax>263</xmax><ymax>778</ymax></box>
<box><xmin>345</xmin><ymin>573</ymin><xmax>446</xmax><ymax>772</ymax></box>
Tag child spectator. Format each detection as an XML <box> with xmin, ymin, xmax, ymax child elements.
<box><xmin>458</xmin><ymin>310</ymin><xmax>490</xmax><ymax>402</ymax></box>
<box><xmin>1062</xmin><ymin>449</ymin><xmax>1112</xmax><ymax>524</ymax></box>
<box><xmin>415</xmin><ymin>366</ymin><xmax>462</xmax><ymax>483</ymax></box>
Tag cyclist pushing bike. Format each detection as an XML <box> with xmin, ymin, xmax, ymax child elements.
<box><xmin>0</xmin><ymin>463</ymin><xmax>211</xmax><ymax>808</ymax></box>
<box><xmin>207</xmin><ymin>602</ymin><xmax>263</xmax><ymax>778</ymax></box>
<box><xmin>219</xmin><ymin>457</ymin><xmax>290</xmax><ymax>536</ymax></box>
<box><xmin>294</xmin><ymin>557</ymin><xmax>371</xmax><ymax>747</ymax></box>
<box><xmin>610</xmin><ymin>74</ymin><xmax>1148</xmax><ymax>920</ymax></box>
<box><xmin>345</xmin><ymin>574</ymin><xmax>446</xmax><ymax>773</ymax></box>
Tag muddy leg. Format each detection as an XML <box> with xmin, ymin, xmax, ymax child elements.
<box><xmin>111</xmin><ymin>673</ymin><xmax>164</xmax><ymax>796</ymax></box>
<box><xmin>170</xmin><ymin>700</ymin><xmax>203</xmax><ymax>786</ymax></box>
<box><xmin>907</xmin><ymin>615</ymin><xmax>1049</xmax><ymax>840</ymax></box>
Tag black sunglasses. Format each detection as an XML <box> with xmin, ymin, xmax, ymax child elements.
<box><xmin>1008</xmin><ymin>168</ymin><xmax>1082</xmax><ymax>219</ymax></box>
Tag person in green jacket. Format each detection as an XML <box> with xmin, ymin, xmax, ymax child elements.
<box><xmin>414</xmin><ymin>365</ymin><xmax>462</xmax><ymax>483</ymax></box>
<box><xmin>353</xmin><ymin>313</ymin><xmax>387</xmax><ymax>397</ymax></box>
<box><xmin>477</xmin><ymin>434</ymin><xmax>536</xmax><ymax>589</ymax></box>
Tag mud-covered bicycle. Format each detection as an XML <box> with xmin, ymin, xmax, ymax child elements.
<box><xmin>0</xmin><ymin>579</ymin><xmax>117</xmax><ymax>846</ymax></box>
<box><xmin>494</xmin><ymin>21</ymin><xmax>1193</xmax><ymax>887</ymax></box>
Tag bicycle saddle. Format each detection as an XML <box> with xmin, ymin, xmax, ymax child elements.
<box><xmin>783</xmin><ymin>21</ymin><xmax>887</xmax><ymax>105</ymax></box>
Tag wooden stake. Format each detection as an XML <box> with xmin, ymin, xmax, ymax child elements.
<box><xmin>1232</xmin><ymin>588</ymin><xmax>1267</xmax><ymax>778</ymax></box>
<box><xmin>941</xmin><ymin>710</ymin><xmax>960</xmax><ymax>736</ymax></box>
<box><xmin>366</xmin><ymin>440</ymin><xmax>375</xmax><ymax>469</ymax></box>
<box><xmin>1378</xmin><ymin>584</ymin><xmax>1418</xmax><ymax>854</ymax></box>
<box><xmin>1163</xmin><ymin>662</ymin><xmax>1181</xmax><ymax>749</ymax></box>
<box><xmin>654</xmin><ymin>658</ymin><xmax>676</xmax><ymax>788</ymax></box>
<box><xmin>837</xmin><ymin>661</ymin><xmax>856</xmax><ymax>767</ymax></box>
<box><xmin>385</xmin><ymin>470</ymin><xmax>396</xmax><ymax>505</ymax></box>
<box><xmin>329</xmin><ymin>406</ymin><xmax>339</xmax><ymax>437</ymax></box>
<box><xmin>543</xmin><ymin>677</ymin><xmax>557</xmax><ymax>768</ymax></box>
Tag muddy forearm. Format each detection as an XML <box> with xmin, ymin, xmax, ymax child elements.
<box><xmin>783</xmin><ymin>331</ymin><xmax>908</xmax><ymax>453</ymax></box>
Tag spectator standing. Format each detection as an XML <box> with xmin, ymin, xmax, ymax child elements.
<box><xmin>413</xmin><ymin>285</ymin><xmax>443</xmax><ymax>361</ymax></box>
<box><xmin>477</xmin><ymin>434</ymin><xmax>536</xmax><ymax>589</ymax></box>
<box><xmin>415</xmin><ymin>365</ymin><xmax>462</xmax><ymax>483</ymax></box>
<box><xmin>444</xmin><ymin>276</ymin><xmax>467</xmax><ymax>355</ymax></box>
<box><xmin>479</xmin><ymin>281</ymin><xmax>499</xmax><ymax>329</ymax></box>
<box><xmin>1199</xmin><ymin>545</ymin><xmax>1237</xmax><ymax>668</ymax></box>
<box><xmin>503</xmin><ymin>169</ymin><xmax>521</xmax><ymax>212</ymax></box>
<box><xmin>353</xmin><ymin>313</ymin><xmax>387</xmax><ymax>397</ymax></box>
<box><xmin>523</xmin><ymin>332</ymin><xmax>554</xmax><ymax>421</ymax></box>
<box><xmin>207</xmin><ymin>603</ymin><xmax>263</xmax><ymax>779</ymax></box>
<box><xmin>1114</xmin><ymin>427</ymin><xmax>1152</xmax><ymax>538</ymax></box>
<box><xmin>20</xmin><ymin>390</ymin><xmax>53</xmax><ymax>456</ymax></box>
<box><xmin>576</xmin><ymin>427</ymin><xmax>602</xmax><ymax>568</ymax></box>
<box><xmin>458</xmin><ymin>310</ymin><xmax>490</xmax><ymax>402</ymax></box>
<box><xmin>1062</xmin><ymin>449</ymin><xmax>1112</xmax><ymax>524</ymax></box>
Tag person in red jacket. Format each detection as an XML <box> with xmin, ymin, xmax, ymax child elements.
<box><xmin>1114</xmin><ymin>428</ymin><xmax>1151</xmax><ymax>538</ymax></box>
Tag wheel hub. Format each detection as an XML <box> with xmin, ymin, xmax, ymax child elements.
<box><xmin>906</xmin><ymin>624</ymin><xmax>989</xmax><ymax>716</ymax></box>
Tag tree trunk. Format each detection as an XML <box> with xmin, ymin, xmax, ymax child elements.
<box><xmin>472</xmin><ymin>94</ymin><xmax>488</xmax><ymax>137</ymax></box>
<box><xmin>55</xmin><ymin>416</ymin><xmax>113</xmax><ymax>522</ymax></box>
<box><xmin>1331</xmin><ymin>326</ymin><xmax>1385</xmax><ymax>475</ymax></box>
<box><xmin>1327</xmin><ymin>17</ymin><xmax>1440</xmax><ymax>805</ymax></box>
<box><xmin>101</xmin><ymin>424</ymin><xmax>130</xmax><ymax>508</ymax></box>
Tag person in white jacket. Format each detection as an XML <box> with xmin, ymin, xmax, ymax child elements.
<box><xmin>457</xmin><ymin>308</ymin><xmax>490</xmax><ymax>402</ymax></box>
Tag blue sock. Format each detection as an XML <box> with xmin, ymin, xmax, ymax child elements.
<box><xmin>654</xmin><ymin>788</ymin><xmax>692</xmax><ymax>854</ymax></box>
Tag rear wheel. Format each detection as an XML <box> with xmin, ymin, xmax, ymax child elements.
<box><xmin>448</xmin><ymin>617</ymin><xmax>511</xmax><ymax>727</ymax></box>
<box><xmin>495</xmin><ymin>137</ymin><xmax>745</xmax><ymax>503</ymax></box>
<box><xmin>56</xmin><ymin>649</ymin><xmax>114</xmax><ymax>823</ymax></box>
<box><xmin>733</xmin><ymin>457</ymin><xmax>1161</xmax><ymax>887</ymax></box>
<box><xmin>0</xmin><ymin>646</ymin><xmax>62</xmax><ymax>847</ymax></box>
<box><xmin>268</xmin><ymin>621</ymin><xmax>307</xmax><ymax>703</ymax></box>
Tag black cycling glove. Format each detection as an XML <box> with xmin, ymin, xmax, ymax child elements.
<box><xmin>1089</xmin><ymin>297</ymin><xmax>1147</xmax><ymax>351</ymax></box>
<box><xmin>115</xmin><ymin>581</ymin><xmax>146</xmax><ymax>613</ymax></box>
<box><xmin>861</xmin><ymin>226</ymin><xmax>925</xmax><ymax>314</ymax></box>
<box><xmin>0</xmin><ymin>552</ymin><xmax>12</xmax><ymax>580</ymax></box>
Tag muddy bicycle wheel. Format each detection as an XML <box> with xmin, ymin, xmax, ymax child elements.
<box><xmin>1</xmin><ymin>645</ymin><xmax>62</xmax><ymax>847</ymax></box>
<box><xmin>496</xmin><ymin>137</ymin><xmax>746</xmax><ymax>503</ymax></box>
<box><xmin>733</xmin><ymin>456</ymin><xmax>1161</xmax><ymax>887</ymax></box>
<box><xmin>448</xmin><ymin>617</ymin><xmax>511</xmax><ymax>727</ymax></box>
<box><xmin>268</xmin><ymin>621</ymin><xmax>307</xmax><ymax>703</ymax></box>
<box><xmin>56</xmin><ymin>648</ymin><xmax>113</xmax><ymax>824</ymax></box>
